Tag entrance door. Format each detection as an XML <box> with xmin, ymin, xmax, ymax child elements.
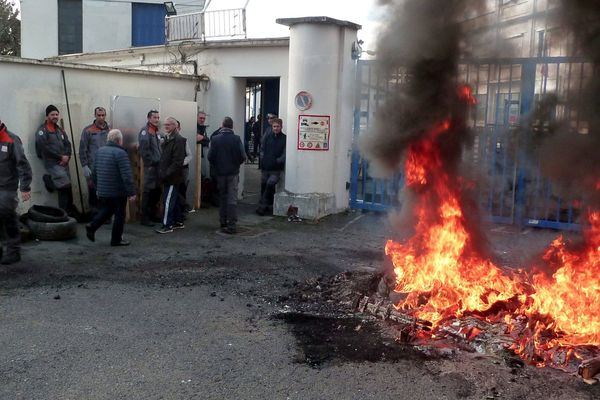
<box><xmin>241</xmin><ymin>78</ymin><xmax>280</xmax><ymax>204</ymax></box>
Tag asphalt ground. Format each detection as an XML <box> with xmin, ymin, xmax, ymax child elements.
<box><xmin>0</xmin><ymin>165</ymin><xmax>598</xmax><ymax>400</ymax></box>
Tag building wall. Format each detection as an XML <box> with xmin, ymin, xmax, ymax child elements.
<box><xmin>83</xmin><ymin>1</ymin><xmax>132</xmax><ymax>53</ymax></box>
<box><xmin>21</xmin><ymin>0</ymin><xmax>59</xmax><ymax>59</ymax></box>
<box><xmin>0</xmin><ymin>57</ymin><xmax>198</xmax><ymax>212</ymax></box>
<box><xmin>22</xmin><ymin>0</ymin><xmax>202</xmax><ymax>59</ymax></box>
<box><xmin>56</xmin><ymin>42</ymin><xmax>291</xmax><ymax>147</ymax></box>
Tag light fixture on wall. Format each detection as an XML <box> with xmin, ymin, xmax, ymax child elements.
<box><xmin>164</xmin><ymin>2</ymin><xmax>177</xmax><ymax>16</ymax></box>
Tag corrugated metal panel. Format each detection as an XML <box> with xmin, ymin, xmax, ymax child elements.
<box><xmin>58</xmin><ymin>0</ymin><xmax>82</xmax><ymax>55</ymax></box>
<box><xmin>132</xmin><ymin>3</ymin><xmax>166</xmax><ymax>47</ymax></box>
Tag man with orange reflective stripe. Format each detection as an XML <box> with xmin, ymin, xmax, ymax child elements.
<box><xmin>35</xmin><ymin>105</ymin><xmax>75</xmax><ymax>215</ymax></box>
<box><xmin>0</xmin><ymin>118</ymin><xmax>32</xmax><ymax>265</ymax></box>
<box><xmin>79</xmin><ymin>107</ymin><xmax>109</xmax><ymax>213</ymax></box>
<box><xmin>138</xmin><ymin>110</ymin><xmax>162</xmax><ymax>226</ymax></box>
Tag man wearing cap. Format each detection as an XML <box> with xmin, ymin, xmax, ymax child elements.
<box><xmin>79</xmin><ymin>107</ymin><xmax>109</xmax><ymax>213</ymax></box>
<box><xmin>35</xmin><ymin>105</ymin><xmax>75</xmax><ymax>214</ymax></box>
<box><xmin>0</xmin><ymin>118</ymin><xmax>32</xmax><ymax>265</ymax></box>
<box><xmin>138</xmin><ymin>109</ymin><xmax>162</xmax><ymax>226</ymax></box>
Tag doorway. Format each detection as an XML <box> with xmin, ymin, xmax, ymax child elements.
<box><xmin>241</xmin><ymin>77</ymin><xmax>280</xmax><ymax>204</ymax></box>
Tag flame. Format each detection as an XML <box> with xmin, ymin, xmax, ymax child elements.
<box><xmin>524</xmin><ymin>212</ymin><xmax>600</xmax><ymax>346</ymax></box>
<box><xmin>385</xmin><ymin>85</ymin><xmax>600</xmax><ymax>367</ymax></box>
<box><xmin>386</xmin><ymin>118</ymin><xmax>521</xmax><ymax>325</ymax></box>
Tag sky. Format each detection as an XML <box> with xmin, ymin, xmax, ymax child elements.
<box><xmin>202</xmin><ymin>0</ymin><xmax>382</xmax><ymax>51</ymax></box>
<box><xmin>13</xmin><ymin>0</ymin><xmax>383</xmax><ymax>52</ymax></box>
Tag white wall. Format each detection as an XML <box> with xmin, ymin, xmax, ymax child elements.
<box><xmin>283</xmin><ymin>22</ymin><xmax>357</xmax><ymax>212</ymax></box>
<box><xmin>56</xmin><ymin>41</ymin><xmax>290</xmax><ymax>192</ymax></box>
<box><xmin>0</xmin><ymin>57</ymin><xmax>198</xmax><ymax>212</ymax></box>
<box><xmin>21</xmin><ymin>0</ymin><xmax>58</xmax><ymax>59</ymax></box>
<box><xmin>21</xmin><ymin>0</ymin><xmax>184</xmax><ymax>59</ymax></box>
<box><xmin>83</xmin><ymin>1</ymin><xmax>132</xmax><ymax>53</ymax></box>
<box><xmin>57</xmin><ymin>43</ymin><xmax>290</xmax><ymax>130</ymax></box>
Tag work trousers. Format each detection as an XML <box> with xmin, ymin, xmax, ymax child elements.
<box><xmin>0</xmin><ymin>191</ymin><xmax>20</xmax><ymax>258</ymax></box>
<box><xmin>88</xmin><ymin>196</ymin><xmax>127</xmax><ymax>245</ymax></box>
<box><xmin>141</xmin><ymin>187</ymin><xmax>162</xmax><ymax>222</ymax></box>
<box><xmin>216</xmin><ymin>175</ymin><xmax>239</xmax><ymax>228</ymax></box>
<box><xmin>58</xmin><ymin>187</ymin><xmax>75</xmax><ymax>214</ymax></box>
<box><xmin>259</xmin><ymin>170</ymin><xmax>281</xmax><ymax>211</ymax></box>
<box><xmin>87</xmin><ymin>181</ymin><xmax>99</xmax><ymax>211</ymax></box>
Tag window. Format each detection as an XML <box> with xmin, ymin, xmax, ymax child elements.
<box><xmin>58</xmin><ymin>0</ymin><xmax>82</xmax><ymax>55</ymax></box>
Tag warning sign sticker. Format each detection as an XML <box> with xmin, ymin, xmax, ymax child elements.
<box><xmin>297</xmin><ymin>115</ymin><xmax>330</xmax><ymax>151</ymax></box>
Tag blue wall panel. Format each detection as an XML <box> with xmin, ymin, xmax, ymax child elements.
<box><xmin>132</xmin><ymin>3</ymin><xmax>166</xmax><ymax>47</ymax></box>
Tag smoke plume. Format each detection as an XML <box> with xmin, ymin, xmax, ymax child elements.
<box><xmin>532</xmin><ymin>0</ymin><xmax>600</xmax><ymax>207</ymax></box>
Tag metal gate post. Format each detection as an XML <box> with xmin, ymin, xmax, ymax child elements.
<box><xmin>514</xmin><ymin>60</ymin><xmax>537</xmax><ymax>226</ymax></box>
<box><xmin>350</xmin><ymin>61</ymin><xmax>364</xmax><ymax>209</ymax></box>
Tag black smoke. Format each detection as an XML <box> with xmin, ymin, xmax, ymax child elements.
<box><xmin>532</xmin><ymin>0</ymin><xmax>600</xmax><ymax>207</ymax></box>
<box><xmin>361</xmin><ymin>0</ymin><xmax>485</xmax><ymax>175</ymax></box>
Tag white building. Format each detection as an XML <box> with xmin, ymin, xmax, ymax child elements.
<box><xmin>21</xmin><ymin>0</ymin><xmax>206</xmax><ymax>59</ymax></box>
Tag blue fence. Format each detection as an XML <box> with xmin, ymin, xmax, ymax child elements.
<box><xmin>350</xmin><ymin>58</ymin><xmax>592</xmax><ymax>230</ymax></box>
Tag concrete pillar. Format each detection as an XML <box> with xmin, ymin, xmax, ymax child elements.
<box><xmin>274</xmin><ymin>17</ymin><xmax>360</xmax><ymax>220</ymax></box>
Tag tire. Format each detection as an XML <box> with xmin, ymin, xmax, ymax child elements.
<box><xmin>27</xmin><ymin>205</ymin><xmax>69</xmax><ymax>223</ymax></box>
<box><xmin>27</xmin><ymin>217</ymin><xmax>77</xmax><ymax>241</ymax></box>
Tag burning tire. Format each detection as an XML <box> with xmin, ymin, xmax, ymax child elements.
<box><xmin>27</xmin><ymin>205</ymin><xmax>69</xmax><ymax>223</ymax></box>
<box><xmin>26</xmin><ymin>217</ymin><xmax>77</xmax><ymax>241</ymax></box>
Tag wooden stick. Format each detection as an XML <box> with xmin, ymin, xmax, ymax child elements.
<box><xmin>194</xmin><ymin>142</ymin><xmax>202</xmax><ymax>210</ymax></box>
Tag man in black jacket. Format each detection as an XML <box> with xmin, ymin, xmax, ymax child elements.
<box><xmin>257</xmin><ymin>118</ymin><xmax>286</xmax><ymax>216</ymax></box>
<box><xmin>207</xmin><ymin>117</ymin><xmax>245</xmax><ymax>234</ymax></box>
<box><xmin>156</xmin><ymin>117</ymin><xmax>187</xmax><ymax>234</ymax></box>
<box><xmin>0</xmin><ymin>119</ymin><xmax>32</xmax><ymax>265</ymax></box>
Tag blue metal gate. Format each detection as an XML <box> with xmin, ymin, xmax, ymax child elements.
<box><xmin>350</xmin><ymin>58</ymin><xmax>592</xmax><ymax>230</ymax></box>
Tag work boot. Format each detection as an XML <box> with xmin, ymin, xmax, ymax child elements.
<box><xmin>222</xmin><ymin>225</ymin><xmax>237</xmax><ymax>234</ymax></box>
<box><xmin>85</xmin><ymin>224</ymin><xmax>95</xmax><ymax>242</ymax></box>
<box><xmin>1</xmin><ymin>253</ymin><xmax>21</xmax><ymax>265</ymax></box>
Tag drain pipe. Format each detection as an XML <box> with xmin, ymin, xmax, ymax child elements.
<box><xmin>61</xmin><ymin>69</ymin><xmax>86</xmax><ymax>214</ymax></box>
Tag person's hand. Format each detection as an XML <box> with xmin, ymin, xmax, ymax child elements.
<box><xmin>128</xmin><ymin>195</ymin><xmax>136</xmax><ymax>202</ymax></box>
<box><xmin>197</xmin><ymin>134</ymin><xmax>205</xmax><ymax>142</ymax></box>
<box><xmin>21</xmin><ymin>191</ymin><xmax>31</xmax><ymax>202</ymax></box>
<box><xmin>83</xmin><ymin>165</ymin><xmax>92</xmax><ymax>177</ymax></box>
<box><xmin>60</xmin><ymin>155</ymin><xmax>70</xmax><ymax>166</ymax></box>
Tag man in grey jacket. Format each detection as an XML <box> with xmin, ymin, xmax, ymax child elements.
<box><xmin>35</xmin><ymin>105</ymin><xmax>75</xmax><ymax>214</ymax></box>
<box><xmin>79</xmin><ymin>107</ymin><xmax>109</xmax><ymax>213</ymax></box>
<box><xmin>0</xmin><ymin>118</ymin><xmax>32</xmax><ymax>264</ymax></box>
<box><xmin>86</xmin><ymin>129</ymin><xmax>136</xmax><ymax>246</ymax></box>
<box><xmin>138</xmin><ymin>110</ymin><xmax>162</xmax><ymax>226</ymax></box>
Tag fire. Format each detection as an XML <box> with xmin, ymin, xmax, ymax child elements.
<box><xmin>385</xmin><ymin>84</ymin><xmax>600</xmax><ymax>367</ymax></box>
<box><xmin>386</xmin><ymin>116</ymin><xmax>521</xmax><ymax>325</ymax></box>
<box><xmin>525</xmin><ymin>212</ymin><xmax>600</xmax><ymax>346</ymax></box>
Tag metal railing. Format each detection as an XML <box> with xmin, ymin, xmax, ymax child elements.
<box><xmin>166</xmin><ymin>8</ymin><xmax>246</xmax><ymax>42</ymax></box>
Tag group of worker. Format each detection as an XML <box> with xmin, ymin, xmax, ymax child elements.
<box><xmin>0</xmin><ymin>105</ymin><xmax>287</xmax><ymax>265</ymax></box>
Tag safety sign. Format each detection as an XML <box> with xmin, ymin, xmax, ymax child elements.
<box><xmin>297</xmin><ymin>115</ymin><xmax>330</xmax><ymax>151</ymax></box>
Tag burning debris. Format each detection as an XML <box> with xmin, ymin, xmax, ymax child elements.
<box><xmin>354</xmin><ymin>0</ymin><xmax>600</xmax><ymax>382</ymax></box>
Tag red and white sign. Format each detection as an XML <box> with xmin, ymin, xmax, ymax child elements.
<box><xmin>297</xmin><ymin>115</ymin><xmax>330</xmax><ymax>151</ymax></box>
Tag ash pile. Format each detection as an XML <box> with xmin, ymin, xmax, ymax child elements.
<box><xmin>279</xmin><ymin>269</ymin><xmax>600</xmax><ymax>383</ymax></box>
